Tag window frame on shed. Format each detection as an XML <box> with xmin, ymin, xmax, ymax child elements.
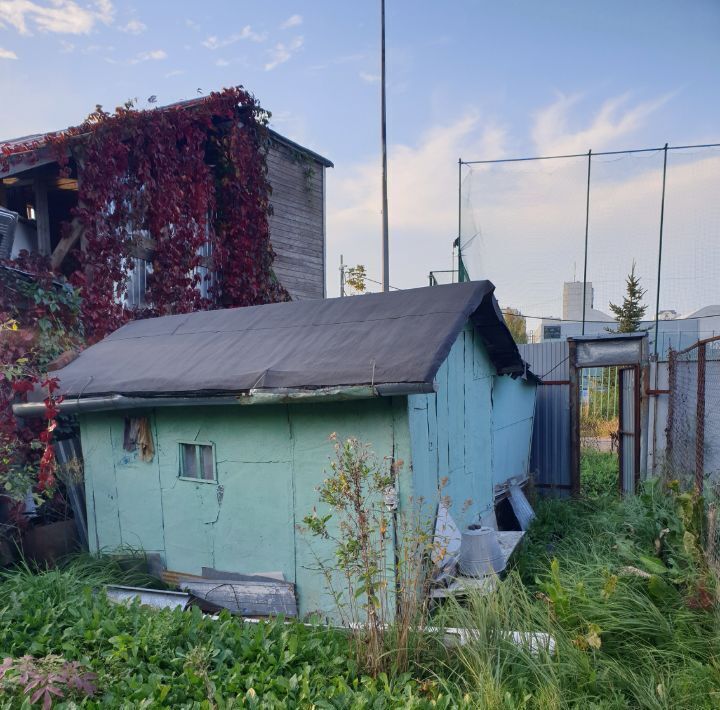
<box><xmin>178</xmin><ymin>441</ymin><xmax>217</xmax><ymax>483</ymax></box>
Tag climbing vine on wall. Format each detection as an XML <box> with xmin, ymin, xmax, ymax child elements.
<box><xmin>45</xmin><ymin>86</ymin><xmax>288</xmax><ymax>339</ymax></box>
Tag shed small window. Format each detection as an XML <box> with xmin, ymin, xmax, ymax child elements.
<box><xmin>179</xmin><ymin>443</ymin><xmax>216</xmax><ymax>482</ymax></box>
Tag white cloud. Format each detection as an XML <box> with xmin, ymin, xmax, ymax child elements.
<box><xmin>119</xmin><ymin>18</ymin><xmax>146</xmax><ymax>35</ymax></box>
<box><xmin>132</xmin><ymin>48</ymin><xmax>165</xmax><ymax>62</ymax></box>
<box><xmin>327</xmin><ymin>112</ymin><xmax>506</xmax><ymax>293</ymax></box>
<box><xmin>165</xmin><ymin>68</ymin><xmax>184</xmax><ymax>77</ymax></box>
<box><xmin>359</xmin><ymin>71</ymin><xmax>379</xmax><ymax>83</ymax></box>
<box><xmin>58</xmin><ymin>38</ymin><xmax>74</xmax><ymax>52</ymax></box>
<box><xmin>264</xmin><ymin>35</ymin><xmax>303</xmax><ymax>71</ymax></box>
<box><xmin>327</xmin><ymin>92</ymin><xmax>713</xmax><ymax>317</ymax></box>
<box><xmin>0</xmin><ymin>46</ymin><xmax>17</xmax><ymax>58</ymax></box>
<box><xmin>281</xmin><ymin>14</ymin><xmax>302</xmax><ymax>29</ymax></box>
<box><xmin>531</xmin><ymin>91</ymin><xmax>672</xmax><ymax>155</ymax></box>
<box><xmin>107</xmin><ymin>48</ymin><xmax>165</xmax><ymax>65</ymax></box>
<box><xmin>0</xmin><ymin>0</ymin><xmax>114</xmax><ymax>35</ymax></box>
<box><xmin>202</xmin><ymin>25</ymin><xmax>265</xmax><ymax>49</ymax></box>
<box><xmin>215</xmin><ymin>58</ymin><xmax>229</xmax><ymax>67</ymax></box>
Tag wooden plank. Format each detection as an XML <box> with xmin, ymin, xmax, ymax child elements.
<box><xmin>178</xmin><ymin>577</ymin><xmax>297</xmax><ymax>617</ymax></box>
<box><xmin>34</xmin><ymin>179</ymin><xmax>51</xmax><ymax>256</ymax></box>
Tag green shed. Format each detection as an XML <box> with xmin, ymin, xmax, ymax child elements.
<box><xmin>16</xmin><ymin>282</ymin><xmax>537</xmax><ymax>618</ymax></box>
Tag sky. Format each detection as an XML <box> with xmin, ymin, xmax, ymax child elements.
<box><xmin>1</xmin><ymin>0</ymin><xmax>719</xmax><ymax>315</ymax></box>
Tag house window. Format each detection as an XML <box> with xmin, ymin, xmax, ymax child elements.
<box><xmin>543</xmin><ymin>325</ymin><xmax>561</xmax><ymax>340</ymax></box>
<box><xmin>179</xmin><ymin>442</ymin><xmax>216</xmax><ymax>482</ymax></box>
<box><xmin>123</xmin><ymin>257</ymin><xmax>153</xmax><ymax>310</ymax></box>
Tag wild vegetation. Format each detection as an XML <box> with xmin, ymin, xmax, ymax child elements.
<box><xmin>0</xmin><ymin>467</ymin><xmax>717</xmax><ymax>707</ymax></box>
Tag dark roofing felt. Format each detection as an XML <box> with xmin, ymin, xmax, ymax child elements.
<box><xmin>50</xmin><ymin>281</ymin><xmax>533</xmax><ymax>399</ymax></box>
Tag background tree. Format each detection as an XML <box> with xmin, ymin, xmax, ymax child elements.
<box><xmin>345</xmin><ymin>265</ymin><xmax>367</xmax><ymax>295</ymax></box>
<box><xmin>608</xmin><ymin>261</ymin><xmax>648</xmax><ymax>333</ymax></box>
<box><xmin>502</xmin><ymin>307</ymin><xmax>528</xmax><ymax>344</ymax></box>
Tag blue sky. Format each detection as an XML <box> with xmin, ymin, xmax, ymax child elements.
<box><xmin>1</xmin><ymin>1</ymin><xmax>719</xmax><ymax>309</ymax></box>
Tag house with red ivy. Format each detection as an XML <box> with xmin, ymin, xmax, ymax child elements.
<box><xmin>0</xmin><ymin>89</ymin><xmax>332</xmax><ymax>318</ymax></box>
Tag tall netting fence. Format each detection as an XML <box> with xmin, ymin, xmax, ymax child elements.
<box><xmin>458</xmin><ymin>144</ymin><xmax>720</xmax><ymax>353</ymax></box>
<box><xmin>665</xmin><ymin>336</ymin><xmax>720</xmax><ymax>574</ymax></box>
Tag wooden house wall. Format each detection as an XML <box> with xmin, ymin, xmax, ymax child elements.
<box><xmin>266</xmin><ymin>141</ymin><xmax>326</xmax><ymax>300</ymax></box>
<box><xmin>407</xmin><ymin>326</ymin><xmax>495</xmax><ymax>528</ymax></box>
<box><xmin>79</xmin><ymin>397</ymin><xmax>409</xmax><ymax>620</ymax></box>
<box><xmin>491</xmin><ymin>374</ymin><xmax>536</xmax><ymax>487</ymax></box>
<box><xmin>407</xmin><ymin>325</ymin><xmax>537</xmax><ymax>528</ymax></box>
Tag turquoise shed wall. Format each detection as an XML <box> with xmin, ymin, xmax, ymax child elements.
<box><xmin>406</xmin><ymin>324</ymin><xmax>537</xmax><ymax>528</ymax></box>
<box><xmin>407</xmin><ymin>325</ymin><xmax>495</xmax><ymax>528</ymax></box>
<box><xmin>79</xmin><ymin>397</ymin><xmax>411</xmax><ymax>620</ymax></box>
<box><xmin>491</xmin><ymin>375</ymin><xmax>537</xmax><ymax>487</ymax></box>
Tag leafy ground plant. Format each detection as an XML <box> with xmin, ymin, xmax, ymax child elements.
<box><xmin>0</xmin><ymin>554</ymin><xmax>450</xmax><ymax>708</ymax></box>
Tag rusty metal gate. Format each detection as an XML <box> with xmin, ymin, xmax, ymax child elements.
<box><xmin>618</xmin><ymin>366</ymin><xmax>641</xmax><ymax>494</ymax></box>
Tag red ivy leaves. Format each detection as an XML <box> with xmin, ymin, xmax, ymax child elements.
<box><xmin>46</xmin><ymin>86</ymin><xmax>288</xmax><ymax>339</ymax></box>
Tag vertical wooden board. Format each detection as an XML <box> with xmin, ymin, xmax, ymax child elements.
<box><xmin>464</xmin><ymin>332</ymin><xmax>494</xmax><ymax>523</ymax></box>
<box><xmin>289</xmin><ymin>399</ymin><xmax>396</xmax><ymax>619</ymax></box>
<box><xmin>107</xmin><ymin>416</ymin><xmax>165</xmax><ymax>552</ymax></box>
<box><xmin>491</xmin><ymin>376</ymin><xmax>537</xmax><ymax>485</ymax></box>
<box><xmin>436</xmin><ymin>359</ymin><xmax>450</xmax><ymax>480</ymax></box>
<box><xmin>79</xmin><ymin>413</ymin><xmax>122</xmax><ymax>551</ymax></box>
<box><xmin>407</xmin><ymin>395</ymin><xmax>430</xmax><ymax>509</ymax></box>
<box><xmin>212</xmin><ymin>461</ymin><xmax>295</xmax><ymax>582</ymax></box>
<box><xmin>426</xmin><ymin>390</ymin><xmax>438</xmax><ymax>483</ymax></box>
<box><xmin>447</xmin><ymin>335</ymin><xmax>466</xmax><ymax>478</ymax></box>
<box><xmin>79</xmin><ymin>414</ymin><xmax>119</xmax><ymax>552</ymax></box>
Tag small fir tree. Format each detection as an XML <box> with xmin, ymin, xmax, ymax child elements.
<box><xmin>608</xmin><ymin>261</ymin><xmax>648</xmax><ymax>333</ymax></box>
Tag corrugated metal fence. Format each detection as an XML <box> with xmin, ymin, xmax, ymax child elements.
<box><xmin>519</xmin><ymin>342</ymin><xmax>571</xmax><ymax>495</ymax></box>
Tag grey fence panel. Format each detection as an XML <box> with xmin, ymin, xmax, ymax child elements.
<box><xmin>519</xmin><ymin>342</ymin><xmax>571</xmax><ymax>495</ymax></box>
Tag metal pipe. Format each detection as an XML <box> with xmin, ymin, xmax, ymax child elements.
<box><xmin>13</xmin><ymin>382</ymin><xmax>437</xmax><ymax>417</ymax></box>
<box><xmin>380</xmin><ymin>0</ymin><xmax>390</xmax><ymax>292</ymax></box>
<box><xmin>581</xmin><ymin>149</ymin><xmax>591</xmax><ymax>335</ymax></box>
<box><xmin>457</xmin><ymin>158</ymin><xmax>462</xmax><ymax>282</ymax></box>
<box><xmin>654</xmin><ymin>143</ymin><xmax>669</xmax><ymax>356</ymax></box>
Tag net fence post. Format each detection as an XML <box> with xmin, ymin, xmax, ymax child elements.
<box><xmin>696</xmin><ymin>342</ymin><xmax>706</xmax><ymax>496</ymax></box>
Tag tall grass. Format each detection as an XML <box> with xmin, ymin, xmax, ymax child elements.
<box><xmin>431</xmin><ymin>484</ymin><xmax>720</xmax><ymax>709</ymax></box>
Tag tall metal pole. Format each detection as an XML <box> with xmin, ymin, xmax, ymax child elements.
<box><xmin>340</xmin><ymin>254</ymin><xmax>345</xmax><ymax>297</ymax></box>
<box><xmin>456</xmin><ymin>158</ymin><xmax>465</xmax><ymax>282</ymax></box>
<box><xmin>654</xmin><ymin>143</ymin><xmax>669</xmax><ymax>356</ymax></box>
<box><xmin>581</xmin><ymin>149</ymin><xmax>592</xmax><ymax>335</ymax></box>
<box><xmin>380</xmin><ymin>0</ymin><xmax>390</xmax><ymax>292</ymax></box>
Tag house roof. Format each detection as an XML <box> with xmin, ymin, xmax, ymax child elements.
<box><xmin>45</xmin><ymin>282</ymin><xmax>535</xmax><ymax>402</ymax></box>
<box><xmin>0</xmin><ymin>96</ymin><xmax>332</xmax><ymax>178</ymax></box>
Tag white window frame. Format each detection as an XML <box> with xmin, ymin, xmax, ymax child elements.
<box><xmin>178</xmin><ymin>441</ymin><xmax>217</xmax><ymax>483</ymax></box>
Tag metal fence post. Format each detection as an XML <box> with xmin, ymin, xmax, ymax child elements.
<box><xmin>665</xmin><ymin>349</ymin><xmax>676</xmax><ymax>467</ymax></box>
<box><xmin>696</xmin><ymin>342</ymin><xmax>706</xmax><ymax>495</ymax></box>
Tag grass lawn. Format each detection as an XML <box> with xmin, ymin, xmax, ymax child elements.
<box><xmin>0</xmin><ymin>482</ymin><xmax>718</xmax><ymax>708</ymax></box>
<box><xmin>581</xmin><ymin>448</ymin><xmax>620</xmax><ymax>498</ymax></box>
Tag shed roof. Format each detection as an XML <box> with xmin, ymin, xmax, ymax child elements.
<box><xmin>46</xmin><ymin>282</ymin><xmax>534</xmax><ymax>402</ymax></box>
